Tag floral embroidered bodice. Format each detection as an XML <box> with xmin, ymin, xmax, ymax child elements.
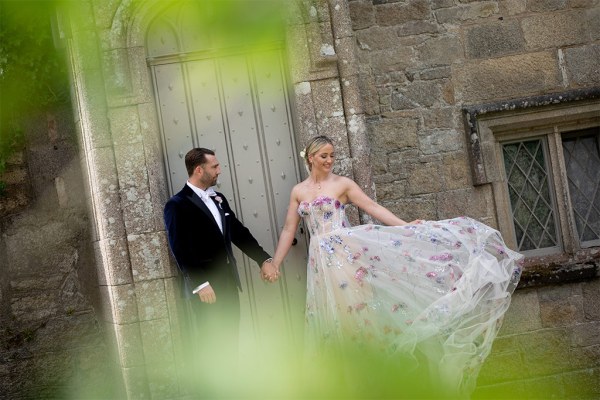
<box><xmin>297</xmin><ymin>196</ymin><xmax>349</xmax><ymax>236</ymax></box>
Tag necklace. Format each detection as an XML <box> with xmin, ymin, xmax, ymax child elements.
<box><xmin>311</xmin><ymin>178</ymin><xmax>323</xmax><ymax>190</ymax></box>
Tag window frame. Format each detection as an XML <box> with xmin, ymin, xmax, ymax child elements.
<box><xmin>463</xmin><ymin>91</ymin><xmax>600</xmax><ymax>272</ymax></box>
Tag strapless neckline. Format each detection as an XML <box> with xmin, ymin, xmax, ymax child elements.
<box><xmin>298</xmin><ymin>195</ymin><xmax>346</xmax><ymax>209</ymax></box>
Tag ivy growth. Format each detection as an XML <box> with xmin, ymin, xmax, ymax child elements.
<box><xmin>0</xmin><ymin>0</ymin><xmax>70</xmax><ymax>193</ymax></box>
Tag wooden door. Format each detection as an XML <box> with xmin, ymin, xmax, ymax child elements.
<box><xmin>147</xmin><ymin>3</ymin><xmax>308</xmax><ymax>359</ymax></box>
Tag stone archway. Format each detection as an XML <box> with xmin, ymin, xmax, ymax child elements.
<box><xmin>64</xmin><ymin>0</ymin><xmax>371</xmax><ymax>397</ymax></box>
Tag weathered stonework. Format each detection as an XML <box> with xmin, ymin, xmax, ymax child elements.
<box><xmin>5</xmin><ymin>0</ymin><xmax>598</xmax><ymax>398</ymax></box>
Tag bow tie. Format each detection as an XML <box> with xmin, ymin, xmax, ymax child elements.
<box><xmin>205</xmin><ymin>188</ymin><xmax>217</xmax><ymax>197</ymax></box>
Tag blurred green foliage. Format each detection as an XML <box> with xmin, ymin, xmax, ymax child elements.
<box><xmin>0</xmin><ymin>0</ymin><xmax>69</xmax><ymax>178</ymax></box>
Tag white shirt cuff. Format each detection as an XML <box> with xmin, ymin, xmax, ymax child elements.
<box><xmin>192</xmin><ymin>281</ymin><xmax>210</xmax><ymax>294</ymax></box>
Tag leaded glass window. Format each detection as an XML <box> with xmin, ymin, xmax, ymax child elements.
<box><xmin>502</xmin><ymin>139</ymin><xmax>560</xmax><ymax>253</ymax></box>
<box><xmin>562</xmin><ymin>128</ymin><xmax>600</xmax><ymax>247</ymax></box>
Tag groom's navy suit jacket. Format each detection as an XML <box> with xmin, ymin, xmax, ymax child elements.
<box><xmin>164</xmin><ymin>184</ymin><xmax>271</xmax><ymax>299</ymax></box>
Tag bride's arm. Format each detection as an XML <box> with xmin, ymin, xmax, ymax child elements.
<box><xmin>272</xmin><ymin>187</ymin><xmax>302</xmax><ymax>270</ymax></box>
<box><xmin>344</xmin><ymin>178</ymin><xmax>409</xmax><ymax>226</ymax></box>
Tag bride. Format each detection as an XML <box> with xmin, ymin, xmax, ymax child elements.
<box><xmin>267</xmin><ymin>135</ymin><xmax>523</xmax><ymax>397</ymax></box>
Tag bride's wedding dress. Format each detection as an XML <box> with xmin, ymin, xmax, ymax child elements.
<box><xmin>299</xmin><ymin>196</ymin><xmax>523</xmax><ymax>396</ymax></box>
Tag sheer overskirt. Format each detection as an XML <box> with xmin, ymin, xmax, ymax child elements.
<box><xmin>299</xmin><ymin>196</ymin><xmax>523</xmax><ymax>396</ymax></box>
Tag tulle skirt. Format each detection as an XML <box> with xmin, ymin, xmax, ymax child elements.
<box><xmin>303</xmin><ymin>217</ymin><xmax>523</xmax><ymax>396</ymax></box>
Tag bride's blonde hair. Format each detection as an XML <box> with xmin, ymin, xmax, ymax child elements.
<box><xmin>300</xmin><ymin>135</ymin><xmax>334</xmax><ymax>171</ymax></box>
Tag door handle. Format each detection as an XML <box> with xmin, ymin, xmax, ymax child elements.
<box><xmin>291</xmin><ymin>238</ymin><xmax>298</xmax><ymax>246</ymax></box>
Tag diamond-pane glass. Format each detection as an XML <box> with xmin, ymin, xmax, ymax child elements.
<box><xmin>503</xmin><ymin>139</ymin><xmax>559</xmax><ymax>251</ymax></box>
<box><xmin>562</xmin><ymin>129</ymin><xmax>600</xmax><ymax>246</ymax></box>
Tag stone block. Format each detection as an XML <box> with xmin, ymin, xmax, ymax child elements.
<box><xmin>357</xmin><ymin>73</ymin><xmax>380</xmax><ymax>115</ymax></box>
<box><xmin>375</xmin><ymin>0</ymin><xmax>431</xmax><ymax>26</ymax></box>
<box><xmin>292</xmin><ymin>81</ymin><xmax>318</xmax><ymax>138</ymax></box>
<box><xmin>589</xmin><ymin>6</ymin><xmax>600</xmax><ymax>41</ymax></box>
<box><xmin>87</xmin><ymin>146</ymin><xmax>126</xmax><ymax>239</ymax></box>
<box><xmin>92</xmin><ymin>0</ymin><xmax>121</xmax><ymax>30</ymax></box>
<box><xmin>384</xmin><ymin>195</ymin><xmax>437</xmax><ymax>222</ymax></box>
<box><xmin>431</xmin><ymin>0</ymin><xmax>455</xmax><ymax>8</ymax></box>
<box><xmin>135</xmin><ymin>279</ymin><xmax>169</xmax><ymax>321</ymax></box>
<box><xmin>519</xmin><ymin>328</ymin><xmax>571</xmax><ymax>377</ymax></box>
<box><xmin>499</xmin><ymin>0</ymin><xmax>528</xmax><ymax>15</ymax></box>
<box><xmin>582</xmin><ymin>278</ymin><xmax>600</xmax><ymax>320</ymax></box>
<box><xmin>434</xmin><ymin>2</ymin><xmax>499</xmax><ymax>24</ymax></box>
<box><xmin>438</xmin><ymin>186</ymin><xmax>496</xmax><ymax>220</ymax></box>
<box><xmin>114</xmin><ymin>143</ymin><xmax>149</xmax><ymax>190</ymax></box>
<box><xmin>369</xmin><ymin>46</ymin><xmax>416</xmax><ymax>73</ymax></box>
<box><xmin>374</xmin><ymin>181</ymin><xmax>407</xmax><ymax>201</ymax></box>
<box><xmin>407</xmin><ymin>161</ymin><xmax>443</xmax><ymax>195</ymax></box>
<box><xmin>367</xmin><ymin>117</ymin><xmax>419</xmax><ymax>152</ymax></box>
<box><xmin>316</xmin><ymin>115</ymin><xmax>348</xmax><ymax>139</ymax></box>
<box><xmin>398</xmin><ymin>20</ymin><xmax>441</xmax><ymax>37</ymax></box>
<box><xmin>522</xmin><ymin>11</ymin><xmax>588</xmax><ymax>49</ymax></box>
<box><xmin>10</xmin><ymin>292</ymin><xmax>58</xmax><ymax>323</ymax></box>
<box><xmin>418</xmin><ymin>128</ymin><xmax>464</xmax><ymax>155</ymax></box>
<box><xmin>340</xmin><ymin>76</ymin><xmax>364</xmax><ymax>115</ymax></box>
<box><xmin>349</xmin><ymin>0</ymin><xmax>375</xmax><ymax>30</ymax></box>
<box><xmin>527</xmin><ymin>0</ymin><xmax>568</xmax><ymax>11</ymax></box>
<box><xmin>329</xmin><ymin>0</ymin><xmax>353</xmax><ymax>39</ymax></box>
<box><xmin>127</xmin><ymin>231</ymin><xmax>174</xmax><ymax>282</ymax></box>
<box><xmin>417</xmin><ymin>35</ymin><xmax>462</xmax><ymax>66</ymax></box>
<box><xmin>564</xmin><ymin>44</ymin><xmax>600</xmax><ymax>86</ymax></box>
<box><xmin>94</xmin><ymin>238</ymin><xmax>133</xmax><ymax>286</ymax></box>
<box><xmin>569</xmin><ymin>344</ymin><xmax>600</xmax><ymax>370</ymax></box>
<box><xmin>464</xmin><ymin>20</ymin><xmax>525</xmax><ymax>59</ymax></box>
<box><xmin>139</xmin><ymin>318</ymin><xmax>175</xmax><ymax>365</ymax></box>
<box><xmin>120</xmin><ymin>186</ymin><xmax>155</xmax><ymax>235</ymax></box>
<box><xmin>70</xmin><ymin>27</ymin><xmax>103</xmax><ymax>74</ymax></box>
<box><xmin>539</xmin><ymin>286</ymin><xmax>585</xmax><ymax>327</ymax></box>
<box><xmin>121</xmin><ymin>365</ymin><xmax>150</xmax><ymax>399</ymax></box>
<box><xmin>421</xmin><ymin>107</ymin><xmax>459</xmax><ymax>129</ymax></box>
<box><xmin>311</xmin><ymin>78</ymin><xmax>344</xmax><ymax>119</ymax></box>
<box><xmin>571</xmin><ymin>321</ymin><xmax>600</xmax><ymax>347</ymax></box>
<box><xmin>145</xmin><ymin>362</ymin><xmax>179</xmax><ymax>399</ymax></box>
<box><xmin>477</xmin><ymin>348</ymin><xmax>524</xmax><ymax>384</ymax></box>
<box><xmin>106</xmin><ymin>284</ymin><xmax>139</xmax><ymax>324</ymax></box>
<box><xmin>498</xmin><ymin>288</ymin><xmax>543</xmax><ymax>334</ymax></box>
<box><xmin>108</xmin><ymin>106</ymin><xmax>142</xmax><ymax>146</ymax></box>
<box><xmin>79</xmin><ymin>80</ymin><xmax>112</xmax><ymax>150</ymax></box>
<box><xmin>395</xmin><ymin>80</ymin><xmax>448</xmax><ymax>109</ymax></box>
<box><xmin>562</xmin><ymin>369</ymin><xmax>600</xmax><ymax>399</ymax></box>
<box><xmin>453</xmin><ymin>52</ymin><xmax>561</xmax><ymax>102</ymax></box>
<box><xmin>102</xmin><ymin>48</ymin><xmax>134</xmax><ymax>99</ymax></box>
<box><xmin>441</xmin><ymin>151</ymin><xmax>471</xmax><ymax>190</ymax></box>
<box><xmin>355</xmin><ymin>27</ymin><xmax>398</xmax><ymax>51</ymax></box>
<box><xmin>27</xmin><ymin>313</ymin><xmax>103</xmax><ymax>353</ymax></box>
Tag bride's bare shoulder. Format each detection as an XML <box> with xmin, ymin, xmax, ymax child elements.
<box><xmin>333</xmin><ymin>175</ymin><xmax>355</xmax><ymax>187</ymax></box>
<box><xmin>290</xmin><ymin>181</ymin><xmax>308</xmax><ymax>198</ymax></box>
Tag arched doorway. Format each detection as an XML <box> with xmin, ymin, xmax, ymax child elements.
<box><xmin>145</xmin><ymin>0</ymin><xmax>309</xmax><ymax>359</ymax></box>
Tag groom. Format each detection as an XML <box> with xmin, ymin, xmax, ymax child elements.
<box><xmin>164</xmin><ymin>147</ymin><xmax>278</xmax><ymax>392</ymax></box>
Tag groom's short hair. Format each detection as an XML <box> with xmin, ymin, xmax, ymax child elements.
<box><xmin>185</xmin><ymin>148</ymin><xmax>215</xmax><ymax>176</ymax></box>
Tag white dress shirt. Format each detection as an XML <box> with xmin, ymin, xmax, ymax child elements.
<box><xmin>186</xmin><ymin>181</ymin><xmax>223</xmax><ymax>294</ymax></box>
<box><xmin>186</xmin><ymin>181</ymin><xmax>223</xmax><ymax>233</ymax></box>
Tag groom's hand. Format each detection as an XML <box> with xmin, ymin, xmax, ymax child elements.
<box><xmin>198</xmin><ymin>285</ymin><xmax>216</xmax><ymax>304</ymax></box>
<box><xmin>261</xmin><ymin>260</ymin><xmax>279</xmax><ymax>283</ymax></box>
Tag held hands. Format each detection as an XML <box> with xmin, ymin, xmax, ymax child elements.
<box><xmin>260</xmin><ymin>259</ymin><xmax>280</xmax><ymax>283</ymax></box>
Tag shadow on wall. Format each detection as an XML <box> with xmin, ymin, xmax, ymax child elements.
<box><xmin>0</xmin><ymin>107</ymin><xmax>119</xmax><ymax>398</ymax></box>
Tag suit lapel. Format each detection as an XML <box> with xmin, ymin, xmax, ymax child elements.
<box><xmin>183</xmin><ymin>187</ymin><xmax>222</xmax><ymax>234</ymax></box>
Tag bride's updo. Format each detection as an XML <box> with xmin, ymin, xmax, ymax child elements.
<box><xmin>300</xmin><ymin>135</ymin><xmax>334</xmax><ymax>171</ymax></box>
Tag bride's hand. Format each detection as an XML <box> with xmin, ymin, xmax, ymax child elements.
<box><xmin>261</xmin><ymin>259</ymin><xmax>280</xmax><ymax>283</ymax></box>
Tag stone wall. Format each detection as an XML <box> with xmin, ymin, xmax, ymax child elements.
<box><xmin>0</xmin><ymin>107</ymin><xmax>115</xmax><ymax>398</ymax></box>
<box><xmin>348</xmin><ymin>0</ymin><xmax>600</xmax><ymax>396</ymax></box>
<box><xmin>350</xmin><ymin>0</ymin><xmax>599</xmax><ymax>222</ymax></box>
